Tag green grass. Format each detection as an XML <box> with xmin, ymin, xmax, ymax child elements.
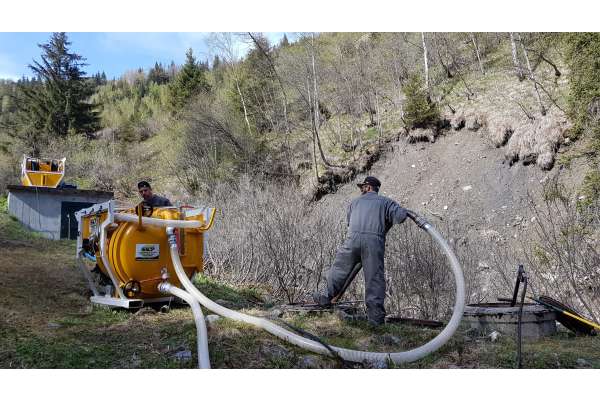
<box><xmin>54</xmin><ymin>306</ymin><xmax>130</xmax><ymax>328</ymax></box>
<box><xmin>578</xmin><ymin>169</ymin><xmax>600</xmax><ymax>209</ymax></box>
<box><xmin>477</xmin><ymin>331</ymin><xmax>600</xmax><ymax>369</ymax></box>
<box><xmin>193</xmin><ymin>274</ymin><xmax>264</xmax><ymax>307</ymax></box>
<box><xmin>0</xmin><ymin>196</ymin><xmax>43</xmax><ymax>241</ymax></box>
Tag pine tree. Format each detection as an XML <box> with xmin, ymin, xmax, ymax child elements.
<box><xmin>14</xmin><ymin>32</ymin><xmax>98</xmax><ymax>152</ymax></box>
<box><xmin>280</xmin><ymin>34</ymin><xmax>290</xmax><ymax>47</ymax></box>
<box><xmin>167</xmin><ymin>48</ymin><xmax>210</xmax><ymax>112</ymax></box>
<box><xmin>212</xmin><ymin>55</ymin><xmax>221</xmax><ymax>70</ymax></box>
<box><xmin>402</xmin><ymin>74</ymin><xmax>439</xmax><ymax>129</ymax></box>
<box><xmin>148</xmin><ymin>62</ymin><xmax>169</xmax><ymax>85</ymax></box>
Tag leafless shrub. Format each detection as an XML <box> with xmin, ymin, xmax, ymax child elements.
<box><xmin>197</xmin><ymin>177</ymin><xmax>345</xmax><ymax>303</ymax></box>
<box><xmin>196</xmin><ymin>177</ymin><xmax>501</xmax><ymax>319</ymax></box>
<box><xmin>43</xmin><ymin>135</ymin><xmax>151</xmax><ymax>198</ymax></box>
<box><xmin>384</xmin><ymin>223</ymin><xmax>453</xmax><ymax>319</ymax></box>
<box><xmin>0</xmin><ymin>151</ymin><xmax>20</xmax><ymax>194</ymax></box>
<box><xmin>383</xmin><ymin>219</ymin><xmax>490</xmax><ymax>320</ymax></box>
<box><xmin>523</xmin><ymin>177</ymin><xmax>600</xmax><ymax>322</ymax></box>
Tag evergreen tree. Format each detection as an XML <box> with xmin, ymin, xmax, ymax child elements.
<box><xmin>148</xmin><ymin>62</ymin><xmax>169</xmax><ymax>85</ymax></box>
<box><xmin>92</xmin><ymin>71</ymin><xmax>107</xmax><ymax>86</ymax></box>
<box><xmin>402</xmin><ymin>74</ymin><xmax>439</xmax><ymax>129</ymax></box>
<box><xmin>212</xmin><ymin>55</ymin><xmax>221</xmax><ymax>70</ymax></box>
<box><xmin>212</xmin><ymin>55</ymin><xmax>224</xmax><ymax>85</ymax></box>
<box><xmin>167</xmin><ymin>48</ymin><xmax>210</xmax><ymax>112</ymax></box>
<box><xmin>167</xmin><ymin>61</ymin><xmax>178</xmax><ymax>80</ymax></box>
<box><xmin>13</xmin><ymin>32</ymin><xmax>98</xmax><ymax>153</ymax></box>
<box><xmin>280</xmin><ymin>34</ymin><xmax>290</xmax><ymax>47</ymax></box>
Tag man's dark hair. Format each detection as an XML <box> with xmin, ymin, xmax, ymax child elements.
<box><xmin>137</xmin><ymin>180</ymin><xmax>152</xmax><ymax>190</ymax></box>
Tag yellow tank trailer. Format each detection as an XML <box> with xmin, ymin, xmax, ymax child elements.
<box><xmin>75</xmin><ymin>200</ymin><xmax>215</xmax><ymax>308</ymax></box>
<box><xmin>21</xmin><ymin>155</ymin><xmax>66</xmax><ymax>188</ymax></box>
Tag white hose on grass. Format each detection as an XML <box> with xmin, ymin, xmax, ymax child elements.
<box><xmin>163</xmin><ymin>215</ymin><xmax>466</xmax><ymax>364</ymax></box>
<box><xmin>158</xmin><ymin>282</ymin><xmax>211</xmax><ymax>369</ymax></box>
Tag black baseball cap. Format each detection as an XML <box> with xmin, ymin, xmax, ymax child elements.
<box><xmin>137</xmin><ymin>180</ymin><xmax>152</xmax><ymax>190</ymax></box>
<box><xmin>357</xmin><ymin>176</ymin><xmax>381</xmax><ymax>189</ymax></box>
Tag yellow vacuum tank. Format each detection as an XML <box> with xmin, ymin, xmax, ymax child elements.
<box><xmin>81</xmin><ymin>205</ymin><xmax>212</xmax><ymax>300</ymax></box>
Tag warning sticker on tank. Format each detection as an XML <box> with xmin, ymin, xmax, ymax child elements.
<box><xmin>135</xmin><ymin>244</ymin><xmax>160</xmax><ymax>260</ymax></box>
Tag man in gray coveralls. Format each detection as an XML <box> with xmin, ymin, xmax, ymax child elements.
<box><xmin>314</xmin><ymin>176</ymin><xmax>408</xmax><ymax>326</ymax></box>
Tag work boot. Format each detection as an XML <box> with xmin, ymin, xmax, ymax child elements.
<box><xmin>312</xmin><ymin>292</ymin><xmax>332</xmax><ymax>307</ymax></box>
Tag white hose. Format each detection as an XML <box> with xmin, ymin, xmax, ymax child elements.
<box><xmin>99</xmin><ymin>218</ymin><xmax>126</xmax><ymax>298</ymax></box>
<box><xmin>165</xmin><ymin>218</ymin><xmax>466</xmax><ymax>364</ymax></box>
<box><xmin>158</xmin><ymin>282</ymin><xmax>211</xmax><ymax>369</ymax></box>
<box><xmin>114</xmin><ymin>212</ymin><xmax>203</xmax><ymax>228</ymax></box>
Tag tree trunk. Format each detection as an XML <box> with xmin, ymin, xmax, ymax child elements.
<box><xmin>311</xmin><ymin>33</ymin><xmax>320</xmax><ymax>130</ymax></box>
<box><xmin>471</xmin><ymin>33</ymin><xmax>485</xmax><ymax>75</ymax></box>
<box><xmin>434</xmin><ymin>34</ymin><xmax>453</xmax><ymax>78</ymax></box>
<box><xmin>509</xmin><ymin>32</ymin><xmax>525</xmax><ymax>81</ymax></box>
<box><xmin>234</xmin><ymin>77</ymin><xmax>252</xmax><ymax>135</ymax></box>
<box><xmin>375</xmin><ymin>89</ymin><xmax>382</xmax><ymax>144</ymax></box>
<box><xmin>518</xmin><ymin>33</ymin><xmax>546</xmax><ymax>116</ymax></box>
<box><xmin>307</xmin><ymin>34</ymin><xmax>341</xmax><ymax>168</ymax></box>
<box><xmin>421</xmin><ymin>32</ymin><xmax>429</xmax><ymax>91</ymax></box>
<box><xmin>306</xmin><ymin>76</ymin><xmax>319</xmax><ymax>180</ymax></box>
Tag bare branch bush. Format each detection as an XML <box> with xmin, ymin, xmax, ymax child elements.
<box><xmin>197</xmin><ymin>177</ymin><xmax>500</xmax><ymax>318</ymax></box>
<box><xmin>383</xmin><ymin>220</ymin><xmax>490</xmax><ymax>320</ymax></box>
<box><xmin>196</xmin><ymin>176</ymin><xmax>345</xmax><ymax>303</ymax></box>
<box><xmin>522</xmin><ymin>177</ymin><xmax>600</xmax><ymax>322</ymax></box>
<box><xmin>44</xmin><ymin>134</ymin><xmax>151</xmax><ymax>199</ymax></box>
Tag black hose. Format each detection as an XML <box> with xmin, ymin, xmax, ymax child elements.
<box><xmin>516</xmin><ymin>275</ymin><xmax>528</xmax><ymax>369</ymax></box>
<box><xmin>405</xmin><ymin>209</ymin><xmax>430</xmax><ymax>230</ymax></box>
<box><xmin>271</xmin><ymin>317</ymin><xmax>353</xmax><ymax>368</ymax></box>
<box><xmin>331</xmin><ymin>263</ymin><xmax>362</xmax><ymax>303</ymax></box>
<box><xmin>511</xmin><ymin>265</ymin><xmax>525</xmax><ymax>307</ymax></box>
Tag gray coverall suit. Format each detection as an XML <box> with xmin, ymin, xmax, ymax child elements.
<box><xmin>326</xmin><ymin>191</ymin><xmax>408</xmax><ymax>324</ymax></box>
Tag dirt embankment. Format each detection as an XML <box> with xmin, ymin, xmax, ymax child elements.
<box><xmin>314</xmin><ymin>120</ymin><xmax>587</xmax><ymax>247</ymax></box>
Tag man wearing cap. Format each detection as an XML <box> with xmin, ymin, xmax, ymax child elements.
<box><xmin>137</xmin><ymin>181</ymin><xmax>173</xmax><ymax>207</ymax></box>
<box><xmin>314</xmin><ymin>176</ymin><xmax>408</xmax><ymax>326</ymax></box>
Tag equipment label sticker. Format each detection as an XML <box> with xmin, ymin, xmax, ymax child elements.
<box><xmin>90</xmin><ymin>217</ymin><xmax>98</xmax><ymax>235</ymax></box>
<box><xmin>135</xmin><ymin>244</ymin><xmax>160</xmax><ymax>260</ymax></box>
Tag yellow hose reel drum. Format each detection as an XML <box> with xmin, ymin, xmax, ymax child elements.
<box><xmin>80</xmin><ymin>203</ymin><xmax>215</xmax><ymax>301</ymax></box>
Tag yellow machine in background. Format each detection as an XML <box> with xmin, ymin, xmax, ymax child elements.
<box><xmin>21</xmin><ymin>155</ymin><xmax>66</xmax><ymax>188</ymax></box>
<box><xmin>75</xmin><ymin>200</ymin><xmax>215</xmax><ymax>308</ymax></box>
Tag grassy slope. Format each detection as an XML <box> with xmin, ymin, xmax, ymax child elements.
<box><xmin>1</xmin><ymin>201</ymin><xmax>599</xmax><ymax>368</ymax></box>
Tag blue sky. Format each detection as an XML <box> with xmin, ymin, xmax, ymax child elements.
<box><xmin>0</xmin><ymin>32</ymin><xmax>287</xmax><ymax>81</ymax></box>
